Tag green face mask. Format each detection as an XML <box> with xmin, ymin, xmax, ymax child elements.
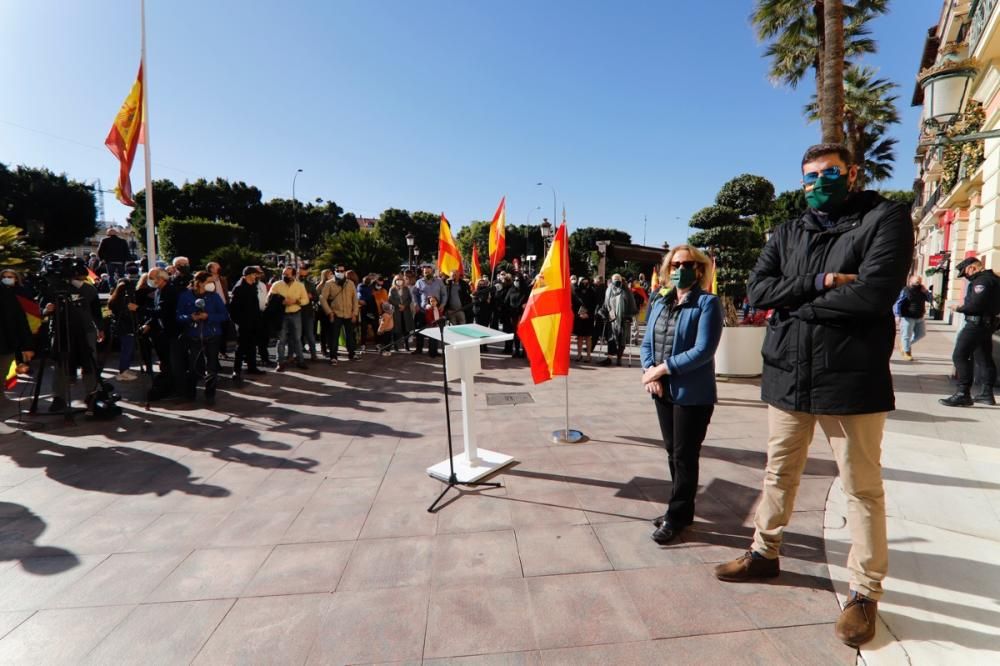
<box><xmin>670</xmin><ymin>266</ymin><xmax>697</xmax><ymax>289</ymax></box>
<box><xmin>805</xmin><ymin>173</ymin><xmax>850</xmax><ymax>212</ymax></box>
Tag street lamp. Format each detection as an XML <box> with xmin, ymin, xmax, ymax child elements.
<box><xmin>413</xmin><ymin>246</ymin><xmax>420</xmax><ymax>268</ymax></box>
<box><xmin>537</xmin><ymin>182</ymin><xmax>557</xmax><ymax>228</ymax></box>
<box><xmin>917</xmin><ymin>51</ymin><xmax>998</xmax><ymax>147</ymax></box>
<box><xmin>406</xmin><ymin>232</ymin><xmax>415</xmax><ymax>270</ymax></box>
<box><xmin>525</xmin><ymin>205</ymin><xmax>541</xmax><ymax>226</ymax></box>
<box><xmin>539</xmin><ymin>217</ymin><xmax>554</xmax><ymax>254</ymax></box>
<box><xmin>292</xmin><ymin>168</ymin><xmax>303</xmax><ymax>258</ymax></box>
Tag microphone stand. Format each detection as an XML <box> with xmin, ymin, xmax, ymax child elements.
<box><xmin>427</xmin><ymin>314</ymin><xmax>501</xmax><ymax>513</ymax></box>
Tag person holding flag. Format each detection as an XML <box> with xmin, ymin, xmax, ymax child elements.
<box><xmin>640</xmin><ymin>244</ymin><xmax>723</xmax><ymax>545</ymax></box>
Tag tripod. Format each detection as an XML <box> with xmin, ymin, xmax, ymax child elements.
<box><xmin>426</xmin><ymin>316</ymin><xmax>501</xmax><ymax>513</ymax></box>
<box><xmin>28</xmin><ymin>294</ymin><xmax>84</xmax><ymax>422</ymax></box>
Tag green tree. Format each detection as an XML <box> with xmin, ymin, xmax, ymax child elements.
<box><xmin>751</xmin><ymin>0</ymin><xmax>888</xmax><ymax>137</ymax></box>
<box><xmin>715</xmin><ymin>174</ymin><xmax>775</xmax><ymax>217</ymax></box>
<box><xmin>756</xmin><ymin>189</ymin><xmax>807</xmax><ymax>234</ymax></box>
<box><xmin>203</xmin><ymin>244</ymin><xmax>266</xmax><ymax>287</ymax></box>
<box><xmin>314</xmin><ymin>230</ymin><xmax>400</xmax><ymax>277</ymax></box>
<box><xmin>569</xmin><ymin>227</ymin><xmax>631</xmax><ymax>275</ymax></box>
<box><xmin>806</xmin><ymin>65</ymin><xmax>900</xmax><ymax>187</ymax></box>
<box><xmin>455</xmin><ymin>220</ymin><xmax>491</xmax><ymax>268</ymax></box>
<box><xmin>0</xmin><ymin>163</ymin><xmax>97</xmax><ymax>251</ymax></box>
<box><xmin>158</xmin><ymin>217</ymin><xmax>244</xmax><ymax>266</ymax></box>
<box><xmin>878</xmin><ymin>189</ymin><xmax>915</xmax><ymax>208</ymax></box>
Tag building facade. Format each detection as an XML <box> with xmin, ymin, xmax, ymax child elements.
<box><xmin>912</xmin><ymin>0</ymin><xmax>1000</xmax><ymax>321</ymax></box>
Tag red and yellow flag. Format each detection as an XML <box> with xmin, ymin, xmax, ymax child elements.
<box><xmin>5</xmin><ymin>360</ymin><xmax>16</xmax><ymax>391</ymax></box>
<box><xmin>488</xmin><ymin>196</ymin><xmax>506</xmax><ymax>273</ymax></box>
<box><xmin>437</xmin><ymin>213</ymin><xmax>463</xmax><ymax>277</ymax></box>
<box><xmin>517</xmin><ymin>222</ymin><xmax>572</xmax><ymax>384</ymax></box>
<box><xmin>15</xmin><ymin>293</ymin><xmax>42</xmax><ymax>335</ymax></box>
<box><xmin>105</xmin><ymin>63</ymin><xmax>145</xmax><ymax>207</ymax></box>
<box><xmin>710</xmin><ymin>256</ymin><xmax>718</xmax><ymax>295</ymax></box>
<box><xmin>649</xmin><ymin>264</ymin><xmax>660</xmax><ymax>293</ymax></box>
<box><xmin>470</xmin><ymin>245</ymin><xmax>483</xmax><ymax>285</ymax></box>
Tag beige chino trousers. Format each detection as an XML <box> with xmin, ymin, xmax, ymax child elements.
<box><xmin>752</xmin><ymin>406</ymin><xmax>889</xmax><ymax>600</ymax></box>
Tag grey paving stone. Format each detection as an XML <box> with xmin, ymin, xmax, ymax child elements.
<box><xmin>0</xmin><ymin>553</ymin><xmax>104</xmax><ymax>612</ymax></box>
<box><xmin>146</xmin><ymin>546</ymin><xmax>271</xmax><ymax>602</ymax></box>
<box><xmin>243</xmin><ymin>541</ymin><xmax>353</xmax><ymax>596</ymax></box>
<box><xmin>53</xmin><ymin>511</ymin><xmax>160</xmax><ymax>555</ymax></box>
<box><xmin>193</xmin><ymin>593</ymin><xmax>329</xmax><ymax>665</ymax></box>
<box><xmin>338</xmin><ymin>535</ymin><xmax>434</xmax><ymax>590</ymax></box>
<box><xmin>359</xmin><ymin>498</ymin><xmax>439</xmax><ymax>539</ymax></box>
<box><xmin>764</xmin><ymin>623</ymin><xmax>857</xmax><ymax>665</ymax></box>
<box><xmin>538</xmin><ymin>640</ymin><xmax>663</xmax><ymax>665</ymax></box>
<box><xmin>432</xmin><ymin>530</ymin><xmax>523</xmax><ymax>585</ymax></box>
<box><xmin>424</xmin><ymin>651</ymin><xmax>543</xmax><ymax>665</ymax></box>
<box><xmin>307</xmin><ymin>586</ymin><xmax>429</xmax><ymax>664</ymax></box>
<box><xmin>649</xmin><ymin>629</ymin><xmax>790</xmax><ymax>664</ymax></box>
<box><xmin>526</xmin><ymin>571</ymin><xmax>649</xmax><ymax>650</ymax></box>
<box><xmin>122</xmin><ymin>512</ymin><xmax>229</xmax><ymax>552</ymax></box>
<box><xmin>514</xmin><ymin>525</ymin><xmax>613</xmax><ymax>577</ymax></box>
<box><xmin>282</xmin><ymin>501</ymin><xmax>371</xmax><ymax>543</ymax></box>
<box><xmin>425</xmin><ymin>579</ymin><xmax>537</xmax><ymax>658</ymax></box>
<box><xmin>85</xmin><ymin>599</ymin><xmax>233</xmax><ymax>664</ymax></box>
<box><xmin>0</xmin><ymin>611</ymin><xmax>30</xmax><ymax>640</ymax></box>
<box><xmin>506</xmin><ymin>491</ymin><xmax>590</xmax><ymax>528</ymax></box>
<box><xmin>592</xmin><ymin>520</ymin><xmax>704</xmax><ymax>570</ymax></box>
<box><xmin>207</xmin><ymin>509</ymin><xmax>300</xmax><ymax>547</ymax></box>
<box><xmin>618</xmin><ymin>564</ymin><xmax>757</xmax><ymax>639</ymax></box>
<box><xmin>0</xmin><ymin>605</ymin><xmax>133</xmax><ymax>665</ymax></box>
<box><xmin>53</xmin><ymin>550</ymin><xmax>188</xmax><ymax>608</ymax></box>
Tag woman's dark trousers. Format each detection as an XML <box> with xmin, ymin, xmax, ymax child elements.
<box><xmin>652</xmin><ymin>394</ymin><xmax>714</xmax><ymax>527</ymax></box>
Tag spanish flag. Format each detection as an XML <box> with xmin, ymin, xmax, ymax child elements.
<box><xmin>15</xmin><ymin>293</ymin><xmax>42</xmax><ymax>335</ymax></box>
<box><xmin>488</xmin><ymin>196</ymin><xmax>506</xmax><ymax>273</ymax></box>
<box><xmin>649</xmin><ymin>264</ymin><xmax>660</xmax><ymax>293</ymax></box>
<box><xmin>710</xmin><ymin>256</ymin><xmax>718</xmax><ymax>295</ymax></box>
<box><xmin>105</xmin><ymin>63</ymin><xmax>144</xmax><ymax>207</ymax></box>
<box><xmin>437</xmin><ymin>213</ymin><xmax>463</xmax><ymax>277</ymax></box>
<box><xmin>5</xmin><ymin>360</ymin><xmax>15</xmax><ymax>391</ymax></box>
<box><xmin>470</xmin><ymin>244</ymin><xmax>483</xmax><ymax>285</ymax></box>
<box><xmin>518</xmin><ymin>221</ymin><xmax>572</xmax><ymax>384</ymax></box>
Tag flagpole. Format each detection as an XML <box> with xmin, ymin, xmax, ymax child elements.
<box><xmin>141</xmin><ymin>0</ymin><xmax>156</xmax><ymax>268</ymax></box>
<box><xmin>553</xmin><ymin>207</ymin><xmax>584</xmax><ymax>444</ymax></box>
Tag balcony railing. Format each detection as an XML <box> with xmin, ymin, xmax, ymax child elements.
<box><xmin>920</xmin><ymin>185</ymin><xmax>941</xmax><ymax>221</ymax></box>
<box><xmin>970</xmin><ymin>0</ymin><xmax>998</xmax><ymax>54</ymax></box>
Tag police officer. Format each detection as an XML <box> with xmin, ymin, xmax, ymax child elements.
<box><xmin>940</xmin><ymin>257</ymin><xmax>1000</xmax><ymax>407</ymax></box>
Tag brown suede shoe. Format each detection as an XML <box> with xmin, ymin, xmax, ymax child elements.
<box><xmin>713</xmin><ymin>550</ymin><xmax>780</xmax><ymax>582</ymax></box>
<box><xmin>835</xmin><ymin>592</ymin><xmax>878</xmax><ymax>648</ymax></box>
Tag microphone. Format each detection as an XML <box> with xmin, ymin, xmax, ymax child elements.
<box><xmin>194</xmin><ymin>298</ymin><xmax>206</xmax><ymax>311</ymax></box>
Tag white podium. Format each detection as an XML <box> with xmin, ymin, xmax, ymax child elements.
<box><xmin>419</xmin><ymin>323</ymin><xmax>518</xmax><ymax>483</ymax></box>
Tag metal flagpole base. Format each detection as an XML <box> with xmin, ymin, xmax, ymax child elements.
<box><xmin>552</xmin><ymin>429</ymin><xmax>586</xmax><ymax>444</ymax></box>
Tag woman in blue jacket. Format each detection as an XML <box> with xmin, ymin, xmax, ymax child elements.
<box><xmin>640</xmin><ymin>244</ymin><xmax>723</xmax><ymax>544</ymax></box>
<box><xmin>176</xmin><ymin>270</ymin><xmax>230</xmax><ymax>405</ymax></box>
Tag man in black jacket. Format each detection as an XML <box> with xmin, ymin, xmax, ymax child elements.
<box><xmin>229</xmin><ymin>266</ymin><xmax>267</xmax><ymax>381</ymax></box>
<box><xmin>940</xmin><ymin>257</ymin><xmax>1000</xmax><ymax>407</ymax></box>
<box><xmin>712</xmin><ymin>144</ymin><xmax>913</xmax><ymax>649</ymax></box>
<box><xmin>96</xmin><ymin>227</ymin><xmax>131</xmax><ymax>281</ymax></box>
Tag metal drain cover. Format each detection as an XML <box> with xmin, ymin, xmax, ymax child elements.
<box><xmin>486</xmin><ymin>392</ymin><xmax>535</xmax><ymax>406</ymax></box>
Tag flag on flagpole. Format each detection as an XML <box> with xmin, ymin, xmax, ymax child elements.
<box><xmin>488</xmin><ymin>196</ymin><xmax>506</xmax><ymax>273</ymax></box>
<box><xmin>649</xmin><ymin>264</ymin><xmax>660</xmax><ymax>293</ymax></box>
<box><xmin>105</xmin><ymin>64</ymin><xmax>145</xmax><ymax>207</ymax></box>
<box><xmin>517</xmin><ymin>221</ymin><xmax>572</xmax><ymax>384</ymax></box>
<box><xmin>437</xmin><ymin>213</ymin><xmax>463</xmax><ymax>276</ymax></box>
<box><xmin>470</xmin><ymin>245</ymin><xmax>483</xmax><ymax>285</ymax></box>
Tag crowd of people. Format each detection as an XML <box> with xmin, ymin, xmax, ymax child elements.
<box><xmin>0</xmin><ymin>245</ymin><xmax>664</xmax><ymax>415</ymax></box>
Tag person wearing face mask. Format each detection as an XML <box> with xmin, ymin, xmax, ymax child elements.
<box><xmin>107</xmin><ymin>263</ymin><xmax>143</xmax><ymax>381</ymax></box>
<box><xmin>939</xmin><ymin>257</ymin><xmax>1000</xmax><ymax>407</ymax></box>
<box><xmin>388</xmin><ymin>274</ymin><xmax>413</xmax><ymax>352</ymax></box>
<box><xmin>505</xmin><ymin>275</ymin><xmax>527</xmax><ymax>358</ymax></box>
<box><xmin>171</xmin><ymin>256</ymin><xmax>193</xmax><ymax>289</ymax></box>
<box><xmin>319</xmin><ymin>264</ymin><xmax>359</xmax><ymax>363</ymax></box>
<box><xmin>598</xmin><ymin>273</ymin><xmax>637</xmax><ymax>367</ymax></box>
<box><xmin>572</xmin><ymin>276</ymin><xmax>597</xmax><ymax>362</ymax></box>
<box><xmin>141</xmin><ymin>268</ymin><xmax>181</xmax><ymax>399</ymax></box>
<box><xmin>298</xmin><ymin>264</ymin><xmax>319</xmax><ymax>361</ymax></box>
<box><xmin>0</xmin><ymin>269</ymin><xmax>35</xmax><ymax>434</ymax></box>
<box><xmin>712</xmin><ymin>143</ymin><xmax>913</xmax><ymax>650</ymax></box>
<box><xmin>445</xmin><ymin>270</ymin><xmax>471</xmax><ymax>325</ymax></box>
<box><xmin>640</xmin><ymin>245</ymin><xmax>722</xmax><ymax>545</ymax></box>
<box><xmin>41</xmin><ymin>264</ymin><xmax>104</xmax><ymax>413</ymax></box>
<box><xmin>416</xmin><ymin>267</ymin><xmax>448</xmax><ymax>358</ymax></box>
<box><xmin>176</xmin><ymin>271</ymin><xmax>229</xmax><ymax>405</ymax></box>
<box><xmin>268</xmin><ymin>266</ymin><xmax>310</xmax><ymax>371</ymax></box>
<box><xmin>228</xmin><ymin>266</ymin><xmax>268</xmax><ymax>382</ymax></box>
<box><xmin>317</xmin><ymin>269</ymin><xmax>333</xmax><ymax>357</ymax></box>
<box><xmin>471</xmin><ymin>277</ymin><xmax>493</xmax><ymax>335</ymax></box>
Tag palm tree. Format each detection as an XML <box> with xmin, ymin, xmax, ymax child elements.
<box><xmin>805</xmin><ymin>65</ymin><xmax>900</xmax><ymax>187</ymax></box>
<box><xmin>822</xmin><ymin>0</ymin><xmax>846</xmax><ymax>142</ymax></box>
<box><xmin>751</xmin><ymin>0</ymin><xmax>888</xmax><ymax>139</ymax></box>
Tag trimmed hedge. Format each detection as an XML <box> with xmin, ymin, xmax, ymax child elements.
<box><xmin>158</xmin><ymin>217</ymin><xmax>243</xmax><ymax>266</ymax></box>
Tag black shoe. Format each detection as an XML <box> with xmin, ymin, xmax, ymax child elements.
<box><xmin>597</xmin><ymin>358</ymin><xmax>612</xmax><ymax>367</ymax></box>
<box><xmin>939</xmin><ymin>392</ymin><xmax>974</xmax><ymax>407</ymax></box>
<box><xmin>310</xmin><ymin>353</ymin><xmax>318</xmax><ymax>361</ymax></box>
<box><xmin>651</xmin><ymin>521</ymin><xmax>683</xmax><ymax>545</ymax></box>
<box><xmin>411</xmin><ymin>349</ymin><xmax>422</xmax><ymax>355</ymax></box>
<box><xmin>246</xmin><ymin>368</ymin><xmax>266</xmax><ymax>375</ymax></box>
<box><xmin>974</xmin><ymin>391</ymin><xmax>997</xmax><ymax>406</ymax></box>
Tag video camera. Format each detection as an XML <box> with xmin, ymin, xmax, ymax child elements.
<box><xmin>36</xmin><ymin>253</ymin><xmax>89</xmax><ymax>297</ymax></box>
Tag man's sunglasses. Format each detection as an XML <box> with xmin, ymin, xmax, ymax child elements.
<box><xmin>802</xmin><ymin>166</ymin><xmax>844</xmax><ymax>185</ymax></box>
<box><xmin>670</xmin><ymin>261</ymin><xmax>697</xmax><ymax>270</ymax></box>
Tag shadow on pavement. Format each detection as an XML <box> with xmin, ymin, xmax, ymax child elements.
<box><xmin>0</xmin><ymin>502</ymin><xmax>79</xmax><ymax>574</ymax></box>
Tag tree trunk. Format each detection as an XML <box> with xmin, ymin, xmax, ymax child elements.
<box><xmin>822</xmin><ymin>0</ymin><xmax>845</xmax><ymax>144</ymax></box>
<box><xmin>814</xmin><ymin>1</ymin><xmax>826</xmax><ymax>137</ymax></box>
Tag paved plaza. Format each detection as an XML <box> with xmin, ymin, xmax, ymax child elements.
<box><xmin>0</xmin><ymin>326</ymin><xmax>996</xmax><ymax>664</ymax></box>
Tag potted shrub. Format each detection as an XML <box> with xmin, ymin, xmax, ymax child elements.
<box><xmin>688</xmin><ymin>174</ymin><xmax>772</xmax><ymax>376</ymax></box>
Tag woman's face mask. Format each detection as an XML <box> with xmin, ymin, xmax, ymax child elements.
<box><xmin>204</xmin><ymin>282</ymin><xmax>217</xmax><ymax>293</ymax></box>
<box><xmin>670</xmin><ymin>266</ymin><xmax>697</xmax><ymax>289</ymax></box>
<box><xmin>1</xmin><ymin>277</ymin><xmax>15</xmax><ymax>287</ymax></box>
<box><xmin>70</xmin><ymin>279</ymin><xmax>84</xmax><ymax>289</ymax></box>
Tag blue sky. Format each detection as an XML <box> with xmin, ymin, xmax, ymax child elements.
<box><xmin>1</xmin><ymin>0</ymin><xmax>940</xmax><ymax>247</ymax></box>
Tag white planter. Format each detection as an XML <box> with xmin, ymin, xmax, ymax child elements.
<box><xmin>715</xmin><ymin>326</ymin><xmax>766</xmax><ymax>377</ymax></box>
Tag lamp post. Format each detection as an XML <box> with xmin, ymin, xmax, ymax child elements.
<box><xmin>406</xmin><ymin>232</ymin><xmax>415</xmax><ymax>270</ymax></box>
<box><xmin>292</xmin><ymin>168</ymin><xmax>303</xmax><ymax>259</ymax></box>
<box><xmin>537</xmin><ymin>182</ymin><xmax>557</xmax><ymax>229</ymax></box>
<box><xmin>918</xmin><ymin>52</ymin><xmax>997</xmax><ymax>147</ymax></box>
<box><xmin>539</xmin><ymin>217</ymin><xmax>554</xmax><ymax>255</ymax></box>
<box><xmin>413</xmin><ymin>246</ymin><xmax>420</xmax><ymax>268</ymax></box>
